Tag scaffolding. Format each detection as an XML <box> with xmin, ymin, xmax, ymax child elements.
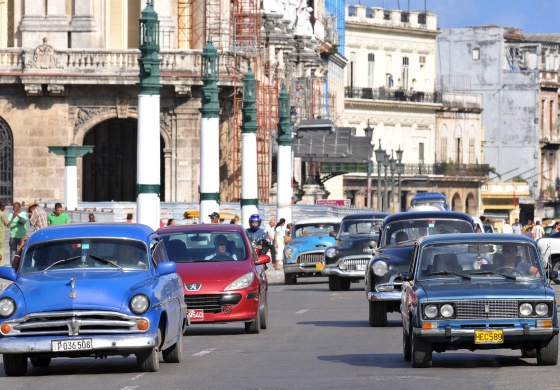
<box><xmin>177</xmin><ymin>0</ymin><xmax>223</xmax><ymax>49</ymax></box>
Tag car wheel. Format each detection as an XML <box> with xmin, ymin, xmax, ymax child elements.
<box><xmin>537</xmin><ymin>333</ymin><xmax>558</xmax><ymax>366</ymax></box>
<box><xmin>284</xmin><ymin>274</ymin><xmax>296</xmax><ymax>285</ymax></box>
<box><xmin>403</xmin><ymin>324</ymin><xmax>411</xmax><ymax>361</ymax></box>
<box><xmin>136</xmin><ymin>328</ymin><xmax>161</xmax><ymax>372</ymax></box>
<box><xmin>30</xmin><ymin>357</ymin><xmax>51</xmax><ymax>367</ymax></box>
<box><xmin>340</xmin><ymin>278</ymin><xmax>351</xmax><ymax>291</ymax></box>
<box><xmin>260</xmin><ymin>298</ymin><xmax>269</xmax><ymax>330</ymax></box>
<box><xmin>553</xmin><ymin>260</ymin><xmax>560</xmax><ymax>284</ymax></box>
<box><xmin>328</xmin><ymin>276</ymin><xmax>341</xmax><ymax>291</ymax></box>
<box><xmin>411</xmin><ymin>331</ymin><xmax>432</xmax><ymax>368</ymax></box>
<box><xmin>369</xmin><ymin>301</ymin><xmax>388</xmax><ymax>327</ymax></box>
<box><xmin>521</xmin><ymin>348</ymin><xmax>536</xmax><ymax>358</ymax></box>
<box><xmin>245</xmin><ymin>308</ymin><xmax>261</xmax><ymax>334</ymax></box>
<box><xmin>162</xmin><ymin>332</ymin><xmax>183</xmax><ymax>363</ymax></box>
<box><xmin>3</xmin><ymin>354</ymin><xmax>28</xmax><ymax>376</ymax></box>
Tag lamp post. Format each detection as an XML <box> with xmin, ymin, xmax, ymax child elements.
<box><xmin>363</xmin><ymin>120</ymin><xmax>374</xmax><ymax>208</ymax></box>
<box><xmin>277</xmin><ymin>87</ymin><xmax>295</xmax><ymax>225</ymax></box>
<box><xmin>396</xmin><ymin>146</ymin><xmax>404</xmax><ymax>212</ymax></box>
<box><xmin>374</xmin><ymin>139</ymin><xmax>386</xmax><ymax>212</ymax></box>
<box><xmin>382</xmin><ymin>151</ymin><xmax>390</xmax><ymax>212</ymax></box>
<box><xmin>389</xmin><ymin>150</ymin><xmax>396</xmax><ymax>212</ymax></box>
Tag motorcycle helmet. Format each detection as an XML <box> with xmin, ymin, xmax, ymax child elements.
<box><xmin>248</xmin><ymin>214</ymin><xmax>262</xmax><ymax>232</ymax></box>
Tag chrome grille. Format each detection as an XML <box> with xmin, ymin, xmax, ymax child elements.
<box><xmin>342</xmin><ymin>257</ymin><xmax>370</xmax><ymax>271</ymax></box>
<box><xmin>296</xmin><ymin>252</ymin><xmax>324</xmax><ymax>264</ymax></box>
<box><xmin>455</xmin><ymin>300</ymin><xmax>518</xmax><ymax>319</ymax></box>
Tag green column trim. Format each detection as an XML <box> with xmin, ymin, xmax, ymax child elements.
<box><xmin>199</xmin><ymin>40</ymin><xmax>220</xmax><ymax>119</ymax></box>
<box><xmin>48</xmin><ymin>145</ymin><xmax>94</xmax><ymax>166</ymax></box>
<box><xmin>200</xmin><ymin>192</ymin><xmax>220</xmax><ymax>203</ymax></box>
<box><xmin>241</xmin><ymin>198</ymin><xmax>258</xmax><ymax>207</ymax></box>
<box><xmin>137</xmin><ymin>184</ymin><xmax>161</xmax><ymax>196</ymax></box>
<box><xmin>277</xmin><ymin>86</ymin><xmax>293</xmax><ymax>146</ymax></box>
<box><xmin>138</xmin><ymin>2</ymin><xmax>161</xmax><ymax>95</ymax></box>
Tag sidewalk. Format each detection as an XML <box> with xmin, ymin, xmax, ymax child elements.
<box><xmin>265</xmin><ymin>263</ymin><xmax>285</xmax><ymax>284</ymax></box>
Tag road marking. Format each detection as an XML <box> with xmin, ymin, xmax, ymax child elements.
<box><xmin>120</xmin><ymin>387</ymin><xmax>139</xmax><ymax>390</ymax></box>
<box><xmin>130</xmin><ymin>373</ymin><xmax>146</xmax><ymax>381</ymax></box>
<box><xmin>295</xmin><ymin>309</ymin><xmax>308</xmax><ymax>314</ymax></box>
<box><xmin>193</xmin><ymin>348</ymin><xmax>216</xmax><ymax>356</ymax></box>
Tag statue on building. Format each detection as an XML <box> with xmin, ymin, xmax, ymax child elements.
<box><xmin>294</xmin><ymin>5</ymin><xmax>314</xmax><ymax>37</ymax></box>
<box><xmin>29</xmin><ymin>38</ymin><xmax>62</xmax><ymax>69</ymax></box>
<box><xmin>263</xmin><ymin>0</ymin><xmax>281</xmax><ymax>14</ymax></box>
<box><xmin>283</xmin><ymin>0</ymin><xmax>299</xmax><ymax>30</ymax></box>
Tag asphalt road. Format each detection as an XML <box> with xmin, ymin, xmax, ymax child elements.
<box><xmin>1</xmin><ymin>269</ymin><xmax>560</xmax><ymax>390</ymax></box>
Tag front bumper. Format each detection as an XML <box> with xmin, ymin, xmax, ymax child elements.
<box><xmin>368</xmin><ymin>291</ymin><xmax>401</xmax><ymax>302</ymax></box>
<box><xmin>414</xmin><ymin>326</ymin><xmax>559</xmax><ymax>338</ymax></box>
<box><xmin>284</xmin><ymin>262</ymin><xmax>325</xmax><ymax>276</ymax></box>
<box><xmin>185</xmin><ymin>291</ymin><xmax>259</xmax><ymax>324</ymax></box>
<box><xmin>321</xmin><ymin>266</ymin><xmax>365</xmax><ymax>278</ymax></box>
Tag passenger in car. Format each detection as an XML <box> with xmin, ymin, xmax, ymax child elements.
<box><xmin>497</xmin><ymin>245</ymin><xmax>539</xmax><ymax>277</ymax></box>
<box><xmin>204</xmin><ymin>234</ymin><xmax>237</xmax><ymax>260</ymax></box>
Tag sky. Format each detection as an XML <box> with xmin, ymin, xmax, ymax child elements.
<box><xmin>347</xmin><ymin>0</ymin><xmax>560</xmax><ymax>34</ymax></box>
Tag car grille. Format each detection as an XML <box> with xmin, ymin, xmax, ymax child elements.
<box><xmin>185</xmin><ymin>294</ymin><xmax>242</xmax><ymax>313</ymax></box>
<box><xmin>455</xmin><ymin>300</ymin><xmax>518</xmax><ymax>319</ymax></box>
<box><xmin>7</xmin><ymin>311</ymin><xmax>144</xmax><ymax>337</ymax></box>
<box><xmin>296</xmin><ymin>252</ymin><xmax>324</xmax><ymax>264</ymax></box>
<box><xmin>341</xmin><ymin>257</ymin><xmax>370</xmax><ymax>271</ymax></box>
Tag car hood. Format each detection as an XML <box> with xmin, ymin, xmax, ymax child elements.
<box><xmin>18</xmin><ymin>270</ymin><xmax>153</xmax><ymax>313</ymax></box>
<box><xmin>419</xmin><ymin>280</ymin><xmax>550</xmax><ymax>301</ymax></box>
<box><xmin>176</xmin><ymin>261</ymin><xmax>252</xmax><ymax>282</ymax></box>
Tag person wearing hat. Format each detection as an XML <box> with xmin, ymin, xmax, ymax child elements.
<box><xmin>209</xmin><ymin>212</ymin><xmax>220</xmax><ymax>224</ymax></box>
<box><xmin>28</xmin><ymin>201</ymin><xmax>48</xmax><ymax>231</ymax></box>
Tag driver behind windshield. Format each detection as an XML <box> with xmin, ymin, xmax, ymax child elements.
<box><xmin>205</xmin><ymin>234</ymin><xmax>237</xmax><ymax>260</ymax></box>
<box><xmin>495</xmin><ymin>244</ymin><xmax>540</xmax><ymax>277</ymax></box>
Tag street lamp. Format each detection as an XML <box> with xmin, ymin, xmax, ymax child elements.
<box><xmin>374</xmin><ymin>139</ymin><xmax>386</xmax><ymax>212</ymax></box>
<box><xmin>389</xmin><ymin>150</ymin><xmax>396</xmax><ymax>212</ymax></box>
<box><xmin>396</xmin><ymin>146</ymin><xmax>404</xmax><ymax>211</ymax></box>
<box><xmin>383</xmin><ymin>151</ymin><xmax>390</xmax><ymax>212</ymax></box>
<box><xmin>290</xmin><ymin>106</ymin><xmax>298</xmax><ymax>126</ymax></box>
<box><xmin>363</xmin><ymin>120</ymin><xmax>374</xmax><ymax>208</ymax></box>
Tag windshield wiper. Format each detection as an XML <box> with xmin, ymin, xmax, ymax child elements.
<box><xmin>42</xmin><ymin>256</ymin><xmax>81</xmax><ymax>274</ymax></box>
<box><xmin>469</xmin><ymin>270</ymin><xmax>516</xmax><ymax>280</ymax></box>
<box><xmin>192</xmin><ymin>259</ymin><xmax>218</xmax><ymax>262</ymax></box>
<box><xmin>89</xmin><ymin>255</ymin><xmax>124</xmax><ymax>271</ymax></box>
<box><xmin>426</xmin><ymin>271</ymin><xmax>471</xmax><ymax>280</ymax></box>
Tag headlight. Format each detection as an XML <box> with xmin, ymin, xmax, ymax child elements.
<box><xmin>519</xmin><ymin>302</ymin><xmax>533</xmax><ymax>317</ymax></box>
<box><xmin>339</xmin><ymin>261</ymin><xmax>347</xmax><ymax>270</ymax></box>
<box><xmin>225</xmin><ymin>272</ymin><xmax>255</xmax><ymax>291</ymax></box>
<box><xmin>325</xmin><ymin>247</ymin><xmax>337</xmax><ymax>258</ymax></box>
<box><xmin>0</xmin><ymin>298</ymin><xmax>16</xmax><ymax>318</ymax></box>
<box><xmin>440</xmin><ymin>304</ymin><xmax>454</xmax><ymax>318</ymax></box>
<box><xmin>130</xmin><ymin>294</ymin><xmax>150</xmax><ymax>315</ymax></box>
<box><xmin>424</xmin><ymin>304</ymin><xmax>438</xmax><ymax>319</ymax></box>
<box><xmin>284</xmin><ymin>247</ymin><xmax>294</xmax><ymax>259</ymax></box>
<box><xmin>372</xmin><ymin>261</ymin><xmax>388</xmax><ymax>276</ymax></box>
<box><xmin>535</xmin><ymin>303</ymin><xmax>549</xmax><ymax>316</ymax></box>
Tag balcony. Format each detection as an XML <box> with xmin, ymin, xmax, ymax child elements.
<box><xmin>345</xmin><ymin>86</ymin><xmax>441</xmax><ymax>104</ymax></box>
<box><xmin>318</xmin><ymin>162</ymin><xmax>490</xmax><ymax>178</ymax></box>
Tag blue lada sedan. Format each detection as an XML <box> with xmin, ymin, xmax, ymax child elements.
<box><xmin>0</xmin><ymin>223</ymin><xmax>187</xmax><ymax>376</ymax></box>
<box><xmin>401</xmin><ymin>233</ymin><xmax>558</xmax><ymax>368</ymax></box>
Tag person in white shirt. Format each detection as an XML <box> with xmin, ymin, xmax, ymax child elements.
<box><xmin>502</xmin><ymin>221</ymin><xmax>513</xmax><ymax>234</ymax></box>
<box><xmin>512</xmin><ymin>218</ymin><xmax>522</xmax><ymax>235</ymax></box>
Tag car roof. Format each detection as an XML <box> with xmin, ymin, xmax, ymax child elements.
<box><xmin>417</xmin><ymin>232</ymin><xmax>536</xmax><ymax>246</ymax></box>
<box><xmin>293</xmin><ymin>217</ymin><xmax>342</xmax><ymax>225</ymax></box>
<box><xmin>157</xmin><ymin>224</ymin><xmax>247</xmax><ymax>234</ymax></box>
<box><xmin>27</xmin><ymin>223</ymin><xmax>155</xmax><ymax>245</ymax></box>
<box><xmin>411</xmin><ymin>192</ymin><xmax>446</xmax><ymax>200</ymax></box>
<box><xmin>341</xmin><ymin>212</ymin><xmax>390</xmax><ymax>221</ymax></box>
<box><xmin>383</xmin><ymin>211</ymin><xmax>473</xmax><ymax>224</ymax></box>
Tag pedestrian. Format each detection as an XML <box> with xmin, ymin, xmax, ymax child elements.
<box><xmin>167</xmin><ymin>218</ymin><xmax>175</xmax><ymax>226</ymax></box>
<box><xmin>27</xmin><ymin>202</ymin><xmax>48</xmax><ymax>231</ymax></box>
<box><xmin>88</xmin><ymin>213</ymin><xmax>96</xmax><ymax>222</ymax></box>
<box><xmin>284</xmin><ymin>223</ymin><xmax>293</xmax><ymax>244</ymax></box>
<box><xmin>552</xmin><ymin>221</ymin><xmax>560</xmax><ymax>236</ymax></box>
<box><xmin>47</xmin><ymin>202</ymin><xmax>70</xmax><ymax>226</ymax></box>
<box><xmin>502</xmin><ymin>220</ymin><xmax>513</xmax><ymax>234</ymax></box>
<box><xmin>126</xmin><ymin>213</ymin><xmax>133</xmax><ymax>223</ymax></box>
<box><xmin>0</xmin><ymin>203</ymin><xmax>10</xmax><ymax>265</ymax></box>
<box><xmin>531</xmin><ymin>221</ymin><xmax>544</xmax><ymax>240</ymax></box>
<box><xmin>522</xmin><ymin>220</ymin><xmax>534</xmax><ymax>237</ymax></box>
<box><xmin>230</xmin><ymin>215</ymin><xmax>240</xmax><ymax>225</ymax></box>
<box><xmin>8</xmin><ymin>202</ymin><xmax>28</xmax><ymax>263</ymax></box>
<box><xmin>209</xmin><ymin>212</ymin><xmax>220</xmax><ymax>224</ymax></box>
<box><xmin>262</xmin><ymin>218</ymin><xmax>277</xmax><ymax>261</ymax></box>
<box><xmin>274</xmin><ymin>218</ymin><xmax>286</xmax><ymax>270</ymax></box>
<box><xmin>512</xmin><ymin>218</ymin><xmax>522</xmax><ymax>235</ymax></box>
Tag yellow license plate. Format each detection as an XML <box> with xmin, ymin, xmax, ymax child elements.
<box><xmin>475</xmin><ymin>329</ymin><xmax>503</xmax><ymax>344</ymax></box>
<box><xmin>315</xmin><ymin>263</ymin><xmax>325</xmax><ymax>271</ymax></box>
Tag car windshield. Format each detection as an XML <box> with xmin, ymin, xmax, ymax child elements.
<box><xmin>21</xmin><ymin>238</ymin><xmax>149</xmax><ymax>274</ymax></box>
<box><xmin>339</xmin><ymin>219</ymin><xmax>383</xmax><ymax>236</ymax></box>
<box><xmin>160</xmin><ymin>231</ymin><xmax>247</xmax><ymax>262</ymax></box>
<box><xmin>416</xmin><ymin>242</ymin><xmax>543</xmax><ymax>282</ymax></box>
<box><xmin>382</xmin><ymin>219</ymin><xmax>473</xmax><ymax>246</ymax></box>
<box><xmin>294</xmin><ymin>223</ymin><xmax>339</xmax><ymax>237</ymax></box>
<box><xmin>411</xmin><ymin>199</ymin><xmax>446</xmax><ymax>209</ymax></box>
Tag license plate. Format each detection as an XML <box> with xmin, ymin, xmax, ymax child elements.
<box><xmin>51</xmin><ymin>339</ymin><xmax>92</xmax><ymax>352</ymax></box>
<box><xmin>188</xmin><ymin>309</ymin><xmax>205</xmax><ymax>322</ymax></box>
<box><xmin>315</xmin><ymin>263</ymin><xmax>325</xmax><ymax>271</ymax></box>
<box><xmin>474</xmin><ymin>329</ymin><xmax>503</xmax><ymax>344</ymax></box>
<box><xmin>356</xmin><ymin>264</ymin><xmax>366</xmax><ymax>271</ymax></box>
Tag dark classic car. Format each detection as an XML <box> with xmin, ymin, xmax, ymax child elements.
<box><xmin>321</xmin><ymin>212</ymin><xmax>389</xmax><ymax>291</ymax></box>
<box><xmin>157</xmin><ymin>224</ymin><xmax>270</xmax><ymax>334</ymax></box>
<box><xmin>283</xmin><ymin>217</ymin><xmax>341</xmax><ymax>285</ymax></box>
<box><xmin>0</xmin><ymin>224</ymin><xmax>187</xmax><ymax>376</ymax></box>
<box><xmin>365</xmin><ymin>211</ymin><xmax>474</xmax><ymax>327</ymax></box>
<box><xmin>401</xmin><ymin>233</ymin><xmax>558</xmax><ymax>368</ymax></box>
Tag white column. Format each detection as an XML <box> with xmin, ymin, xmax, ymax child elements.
<box><xmin>65</xmin><ymin>165</ymin><xmax>77</xmax><ymax>211</ymax></box>
<box><xmin>241</xmin><ymin>132</ymin><xmax>259</xmax><ymax>228</ymax></box>
<box><xmin>137</xmin><ymin>94</ymin><xmax>161</xmax><ymax>230</ymax></box>
<box><xmin>276</xmin><ymin>144</ymin><xmax>292</xmax><ymax>224</ymax></box>
<box><xmin>199</xmin><ymin>117</ymin><xmax>220</xmax><ymax>224</ymax></box>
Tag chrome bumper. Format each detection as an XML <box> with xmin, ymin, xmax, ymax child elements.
<box><xmin>368</xmin><ymin>291</ymin><xmax>401</xmax><ymax>301</ymax></box>
<box><xmin>414</xmin><ymin>327</ymin><xmax>559</xmax><ymax>337</ymax></box>
<box><xmin>0</xmin><ymin>334</ymin><xmax>158</xmax><ymax>354</ymax></box>
<box><xmin>321</xmin><ymin>266</ymin><xmax>365</xmax><ymax>278</ymax></box>
<box><xmin>283</xmin><ymin>263</ymin><xmax>324</xmax><ymax>275</ymax></box>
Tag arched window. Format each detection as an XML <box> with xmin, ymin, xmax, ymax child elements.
<box><xmin>0</xmin><ymin>117</ymin><xmax>13</xmax><ymax>204</ymax></box>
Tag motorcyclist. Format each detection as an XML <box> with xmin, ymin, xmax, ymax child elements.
<box><xmin>245</xmin><ymin>214</ymin><xmax>266</xmax><ymax>252</ymax></box>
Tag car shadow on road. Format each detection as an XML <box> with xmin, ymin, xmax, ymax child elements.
<box><xmin>184</xmin><ymin>326</ymin><xmax>246</xmax><ymax>336</ymax></box>
<box><xmin>298</xmin><ymin>318</ymin><xmax>405</xmax><ymax>328</ymax></box>
<box><xmin>0</xmin><ymin>358</ymin><xmax>145</xmax><ymax>377</ymax></box>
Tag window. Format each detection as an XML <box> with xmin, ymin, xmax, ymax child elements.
<box><xmin>348</xmin><ymin>52</ymin><xmax>357</xmax><ymax>88</ymax></box>
<box><xmin>441</xmin><ymin>137</ymin><xmax>448</xmax><ymax>162</ymax></box>
<box><xmin>402</xmin><ymin>57</ymin><xmax>409</xmax><ymax>90</ymax></box>
<box><xmin>469</xmin><ymin>138</ymin><xmax>475</xmax><ymax>164</ymax></box>
<box><xmin>368</xmin><ymin>53</ymin><xmax>375</xmax><ymax>88</ymax></box>
<box><xmin>419</xmin><ymin>143</ymin><xmax>424</xmax><ymax>163</ymax></box>
<box><xmin>419</xmin><ymin>56</ymin><xmax>426</xmax><ymax>66</ymax></box>
<box><xmin>456</xmin><ymin>138</ymin><xmax>462</xmax><ymax>163</ymax></box>
<box><xmin>472</xmin><ymin>48</ymin><xmax>480</xmax><ymax>60</ymax></box>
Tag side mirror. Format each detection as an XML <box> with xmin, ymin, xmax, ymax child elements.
<box><xmin>329</xmin><ymin>231</ymin><xmax>337</xmax><ymax>238</ymax></box>
<box><xmin>157</xmin><ymin>261</ymin><xmax>177</xmax><ymax>277</ymax></box>
<box><xmin>255</xmin><ymin>254</ymin><xmax>271</xmax><ymax>265</ymax></box>
<box><xmin>399</xmin><ymin>272</ymin><xmax>413</xmax><ymax>281</ymax></box>
<box><xmin>549</xmin><ymin>270</ymin><xmax>559</xmax><ymax>281</ymax></box>
<box><xmin>0</xmin><ymin>266</ymin><xmax>17</xmax><ymax>282</ymax></box>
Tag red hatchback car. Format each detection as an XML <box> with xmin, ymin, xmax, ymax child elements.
<box><xmin>157</xmin><ymin>224</ymin><xmax>270</xmax><ymax>333</ymax></box>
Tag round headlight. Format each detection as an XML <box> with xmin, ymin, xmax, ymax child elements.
<box><xmin>325</xmin><ymin>247</ymin><xmax>337</xmax><ymax>258</ymax></box>
<box><xmin>130</xmin><ymin>294</ymin><xmax>150</xmax><ymax>315</ymax></box>
<box><xmin>440</xmin><ymin>304</ymin><xmax>454</xmax><ymax>318</ymax></box>
<box><xmin>284</xmin><ymin>247</ymin><xmax>294</xmax><ymax>259</ymax></box>
<box><xmin>0</xmin><ymin>298</ymin><xmax>15</xmax><ymax>318</ymax></box>
<box><xmin>339</xmin><ymin>261</ymin><xmax>347</xmax><ymax>270</ymax></box>
<box><xmin>372</xmin><ymin>261</ymin><xmax>388</xmax><ymax>277</ymax></box>
<box><xmin>519</xmin><ymin>302</ymin><xmax>533</xmax><ymax>317</ymax></box>
<box><xmin>535</xmin><ymin>303</ymin><xmax>549</xmax><ymax>316</ymax></box>
<box><xmin>424</xmin><ymin>304</ymin><xmax>438</xmax><ymax>319</ymax></box>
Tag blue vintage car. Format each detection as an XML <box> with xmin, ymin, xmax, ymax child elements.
<box><xmin>401</xmin><ymin>233</ymin><xmax>559</xmax><ymax>368</ymax></box>
<box><xmin>283</xmin><ymin>217</ymin><xmax>341</xmax><ymax>285</ymax></box>
<box><xmin>0</xmin><ymin>223</ymin><xmax>187</xmax><ymax>376</ymax></box>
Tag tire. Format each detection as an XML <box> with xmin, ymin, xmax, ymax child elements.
<box><xmin>369</xmin><ymin>301</ymin><xmax>388</xmax><ymax>327</ymax></box>
<box><xmin>3</xmin><ymin>354</ymin><xmax>28</xmax><ymax>376</ymax></box>
<box><xmin>340</xmin><ymin>278</ymin><xmax>351</xmax><ymax>291</ymax></box>
<box><xmin>521</xmin><ymin>348</ymin><xmax>537</xmax><ymax>358</ymax></box>
<box><xmin>259</xmin><ymin>299</ymin><xmax>269</xmax><ymax>330</ymax></box>
<box><xmin>411</xmin><ymin>331</ymin><xmax>432</xmax><ymax>368</ymax></box>
<box><xmin>162</xmin><ymin>332</ymin><xmax>183</xmax><ymax>363</ymax></box>
<box><xmin>328</xmin><ymin>276</ymin><xmax>341</xmax><ymax>291</ymax></box>
<box><xmin>136</xmin><ymin>328</ymin><xmax>161</xmax><ymax>372</ymax></box>
<box><xmin>284</xmin><ymin>274</ymin><xmax>296</xmax><ymax>285</ymax></box>
<box><xmin>30</xmin><ymin>357</ymin><xmax>51</xmax><ymax>367</ymax></box>
<box><xmin>403</xmin><ymin>325</ymin><xmax>411</xmax><ymax>361</ymax></box>
<box><xmin>245</xmin><ymin>308</ymin><xmax>261</xmax><ymax>334</ymax></box>
<box><xmin>537</xmin><ymin>333</ymin><xmax>558</xmax><ymax>366</ymax></box>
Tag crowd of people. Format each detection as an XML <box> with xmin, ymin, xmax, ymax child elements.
<box><xmin>482</xmin><ymin>215</ymin><xmax>556</xmax><ymax>240</ymax></box>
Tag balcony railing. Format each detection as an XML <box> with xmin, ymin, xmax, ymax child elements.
<box><xmin>345</xmin><ymin>86</ymin><xmax>441</xmax><ymax>104</ymax></box>
<box><xmin>318</xmin><ymin>162</ymin><xmax>490</xmax><ymax>177</ymax></box>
